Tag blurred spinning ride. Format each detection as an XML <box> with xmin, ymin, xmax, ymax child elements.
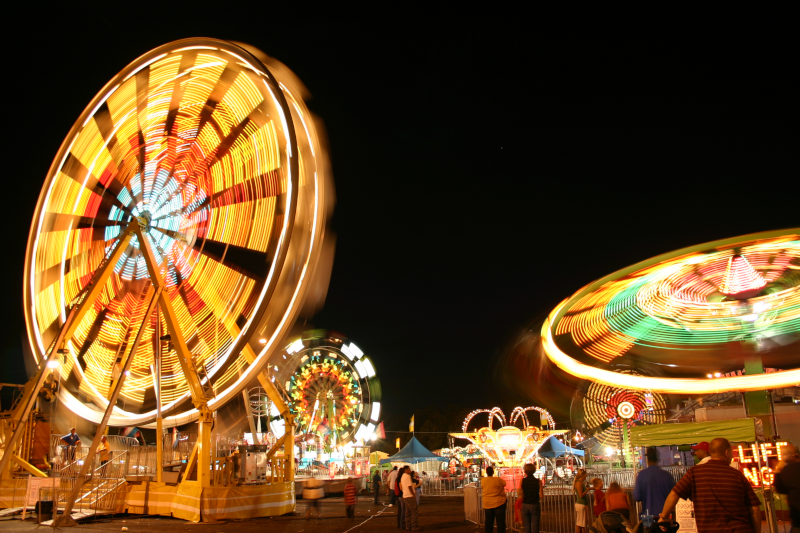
<box><xmin>578</xmin><ymin>370</ymin><xmax>667</xmax><ymax>462</ymax></box>
<box><xmin>276</xmin><ymin>332</ymin><xmax>381</xmax><ymax>460</ymax></box>
<box><xmin>543</xmin><ymin>230</ymin><xmax>800</xmax><ymax>398</ymax></box>
<box><xmin>5</xmin><ymin>38</ymin><xmax>333</xmax><ymax>495</ymax></box>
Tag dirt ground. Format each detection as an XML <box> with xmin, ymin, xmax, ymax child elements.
<box><xmin>0</xmin><ymin>495</ymin><xmax>482</xmax><ymax>533</ymax></box>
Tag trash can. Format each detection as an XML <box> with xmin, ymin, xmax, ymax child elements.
<box><xmin>36</xmin><ymin>500</ymin><xmax>54</xmax><ymax>521</ymax></box>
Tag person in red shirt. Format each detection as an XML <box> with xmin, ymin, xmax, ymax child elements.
<box><xmin>658</xmin><ymin>438</ymin><xmax>761</xmax><ymax>533</ymax></box>
<box><xmin>590</xmin><ymin>478</ymin><xmax>606</xmax><ymax>517</ymax></box>
<box><xmin>344</xmin><ymin>478</ymin><xmax>357</xmax><ymax>520</ymax></box>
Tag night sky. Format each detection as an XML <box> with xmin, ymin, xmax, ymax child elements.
<box><xmin>2</xmin><ymin>16</ymin><xmax>796</xmax><ymax>431</ymax></box>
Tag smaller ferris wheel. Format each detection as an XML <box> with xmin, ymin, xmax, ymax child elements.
<box><xmin>275</xmin><ymin>331</ymin><xmax>381</xmax><ymax>452</ymax></box>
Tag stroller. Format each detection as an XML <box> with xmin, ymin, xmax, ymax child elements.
<box><xmin>588</xmin><ymin>511</ymin><xmax>680</xmax><ymax>533</ymax></box>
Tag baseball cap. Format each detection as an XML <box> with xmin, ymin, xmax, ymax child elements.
<box><xmin>691</xmin><ymin>441</ymin><xmax>710</xmax><ymax>453</ymax></box>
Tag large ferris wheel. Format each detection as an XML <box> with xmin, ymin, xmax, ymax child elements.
<box><xmin>4</xmin><ymin>38</ymin><xmax>333</xmax><ymax>489</ymax></box>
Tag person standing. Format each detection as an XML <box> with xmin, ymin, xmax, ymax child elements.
<box><xmin>691</xmin><ymin>441</ymin><xmax>711</xmax><ymax>465</ymax></box>
<box><xmin>387</xmin><ymin>466</ymin><xmax>399</xmax><ymax>507</ymax></box>
<box><xmin>634</xmin><ymin>447</ymin><xmax>675</xmax><ymax>519</ymax></box>
<box><xmin>401</xmin><ymin>466</ymin><xmax>420</xmax><ymax>531</ymax></box>
<box><xmin>774</xmin><ymin>444</ymin><xmax>800</xmax><ymax>533</ymax></box>
<box><xmin>372</xmin><ymin>469</ymin><xmax>382</xmax><ymax>504</ymax></box>
<box><xmin>520</xmin><ymin>463</ymin><xmax>543</xmax><ymax>533</ymax></box>
<box><xmin>412</xmin><ymin>471</ymin><xmax>422</xmax><ymax>507</ymax></box>
<box><xmin>344</xmin><ymin>477</ymin><xmax>357</xmax><ymax>520</ymax></box>
<box><xmin>396</xmin><ymin>467</ymin><xmax>406</xmax><ymax>530</ymax></box>
<box><xmin>482</xmin><ymin>466</ymin><xmax>507</xmax><ymax>533</ymax></box>
<box><xmin>573</xmin><ymin>469</ymin><xmax>589</xmax><ymax>533</ymax></box>
<box><xmin>97</xmin><ymin>435</ymin><xmax>111</xmax><ymax>475</ymax></box>
<box><xmin>302</xmin><ymin>476</ymin><xmax>324</xmax><ymax>519</ymax></box>
<box><xmin>658</xmin><ymin>437</ymin><xmax>761</xmax><ymax>533</ymax></box>
<box><xmin>61</xmin><ymin>428</ymin><xmax>81</xmax><ymax>461</ymax></box>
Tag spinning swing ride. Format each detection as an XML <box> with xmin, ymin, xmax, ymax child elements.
<box><xmin>542</xmin><ymin>230</ymin><xmax>800</xmax><ymax>395</ymax></box>
<box><xmin>2</xmin><ymin>38</ymin><xmax>333</xmax><ymax>520</ymax></box>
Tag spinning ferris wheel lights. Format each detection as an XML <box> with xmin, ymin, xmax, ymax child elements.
<box><xmin>5</xmin><ymin>38</ymin><xmax>333</xmax><ymax>500</ymax></box>
<box><xmin>275</xmin><ymin>332</ymin><xmax>381</xmax><ymax>452</ymax></box>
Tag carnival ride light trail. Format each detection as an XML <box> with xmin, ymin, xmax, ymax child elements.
<box><xmin>542</xmin><ymin>230</ymin><xmax>800</xmax><ymax>393</ymax></box>
<box><xmin>581</xmin><ymin>372</ymin><xmax>668</xmax><ymax>448</ymax></box>
<box><xmin>22</xmin><ymin>38</ymin><xmax>331</xmax><ymax>427</ymax></box>
<box><xmin>4</xmin><ymin>39</ymin><xmax>333</xmax><ymax>511</ymax></box>
<box><xmin>276</xmin><ymin>332</ymin><xmax>381</xmax><ymax>453</ymax></box>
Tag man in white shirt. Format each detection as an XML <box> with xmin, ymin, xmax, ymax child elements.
<box><xmin>401</xmin><ymin>466</ymin><xmax>420</xmax><ymax>531</ymax></box>
<box><xmin>691</xmin><ymin>441</ymin><xmax>711</xmax><ymax>465</ymax></box>
<box><xmin>387</xmin><ymin>466</ymin><xmax>398</xmax><ymax>506</ymax></box>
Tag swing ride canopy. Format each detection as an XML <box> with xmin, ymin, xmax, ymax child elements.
<box><xmin>537</xmin><ymin>435</ymin><xmax>585</xmax><ymax>458</ymax></box>
<box><xmin>542</xmin><ymin>229</ymin><xmax>800</xmax><ymax>394</ymax></box>
<box><xmin>380</xmin><ymin>436</ymin><xmax>449</xmax><ymax>465</ymax></box>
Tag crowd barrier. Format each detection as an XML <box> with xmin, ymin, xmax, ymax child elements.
<box><xmin>465</xmin><ymin>483</ymin><xmax>636</xmax><ymax>533</ymax></box>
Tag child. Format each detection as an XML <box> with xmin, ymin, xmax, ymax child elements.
<box><xmin>344</xmin><ymin>477</ymin><xmax>357</xmax><ymax>520</ymax></box>
<box><xmin>605</xmin><ymin>481</ymin><xmax>630</xmax><ymax>520</ymax></box>
<box><xmin>591</xmin><ymin>478</ymin><xmax>606</xmax><ymax>517</ymax></box>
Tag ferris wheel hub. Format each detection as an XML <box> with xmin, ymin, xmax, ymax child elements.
<box><xmin>137</xmin><ymin>212</ymin><xmax>153</xmax><ymax>233</ymax></box>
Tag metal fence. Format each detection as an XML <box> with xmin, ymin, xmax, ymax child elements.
<box><xmin>35</xmin><ymin>449</ymin><xmax>128</xmax><ymax>523</ymax></box>
<box><xmin>420</xmin><ymin>476</ymin><xmax>466</xmax><ymax>496</ymax></box>
<box><xmin>465</xmin><ymin>483</ymin><xmax>637</xmax><ymax>533</ymax></box>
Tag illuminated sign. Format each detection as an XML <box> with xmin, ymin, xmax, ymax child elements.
<box><xmin>733</xmin><ymin>442</ymin><xmax>789</xmax><ymax>487</ymax></box>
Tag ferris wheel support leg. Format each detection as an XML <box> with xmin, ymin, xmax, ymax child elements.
<box><xmin>55</xmin><ymin>285</ymin><xmax>162</xmax><ymax>527</ymax></box>
<box><xmin>241</xmin><ymin>346</ymin><xmax>294</xmax><ymax>481</ymax></box>
<box><xmin>0</xmin><ymin>224</ymin><xmax>137</xmax><ymax>481</ymax></box>
<box><xmin>133</xmin><ymin>221</ymin><xmax>214</xmax><ymax>488</ymax></box>
<box><xmin>284</xmin><ymin>414</ymin><xmax>295</xmax><ymax>482</ymax></box>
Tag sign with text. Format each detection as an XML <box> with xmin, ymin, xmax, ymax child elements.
<box><xmin>732</xmin><ymin>441</ymin><xmax>789</xmax><ymax>487</ymax></box>
<box><xmin>675</xmin><ymin>498</ymin><xmax>697</xmax><ymax>533</ymax></box>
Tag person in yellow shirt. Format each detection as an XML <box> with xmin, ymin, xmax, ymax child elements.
<box><xmin>482</xmin><ymin>466</ymin><xmax>507</xmax><ymax>533</ymax></box>
<box><xmin>97</xmin><ymin>436</ymin><xmax>111</xmax><ymax>476</ymax></box>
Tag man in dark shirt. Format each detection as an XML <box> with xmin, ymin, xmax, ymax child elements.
<box><xmin>634</xmin><ymin>447</ymin><xmax>675</xmax><ymax>518</ymax></box>
<box><xmin>774</xmin><ymin>444</ymin><xmax>800</xmax><ymax>532</ymax></box>
<box><xmin>658</xmin><ymin>438</ymin><xmax>760</xmax><ymax>533</ymax></box>
<box><xmin>520</xmin><ymin>463</ymin><xmax>543</xmax><ymax>533</ymax></box>
<box><xmin>372</xmin><ymin>469</ymin><xmax>382</xmax><ymax>504</ymax></box>
<box><xmin>61</xmin><ymin>428</ymin><xmax>81</xmax><ymax>461</ymax></box>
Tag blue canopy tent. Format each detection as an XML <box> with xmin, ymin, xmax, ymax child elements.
<box><xmin>380</xmin><ymin>436</ymin><xmax>450</xmax><ymax>465</ymax></box>
<box><xmin>537</xmin><ymin>436</ymin><xmax>585</xmax><ymax>458</ymax></box>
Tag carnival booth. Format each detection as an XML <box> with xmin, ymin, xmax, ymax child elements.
<box><xmin>380</xmin><ymin>437</ymin><xmax>449</xmax><ymax>473</ymax></box>
<box><xmin>537</xmin><ymin>436</ymin><xmax>585</xmax><ymax>480</ymax></box>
